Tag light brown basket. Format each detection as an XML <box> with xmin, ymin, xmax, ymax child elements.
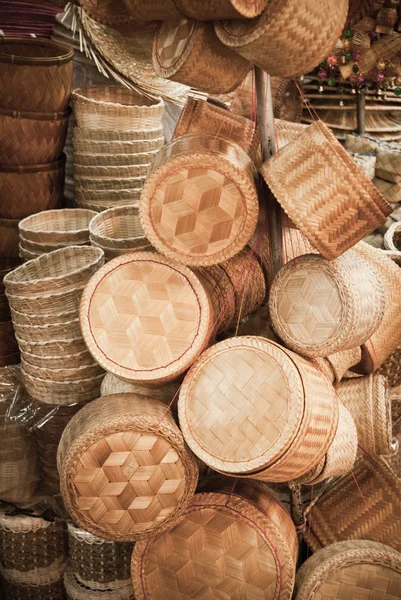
<box><xmin>73</xmin><ymin>150</ymin><xmax>159</xmax><ymax>168</ymax></box>
<box><xmin>6</xmin><ymin>285</ymin><xmax>86</xmax><ymax>316</ymax></box>
<box><xmin>0</xmin><ymin>217</ymin><xmax>20</xmax><ymax>258</ymax></box>
<box><xmin>74</xmin><ymin>163</ymin><xmax>150</xmax><ymax>179</ymax></box>
<box><xmin>384</xmin><ymin>221</ymin><xmax>401</xmax><ymax>252</ymax></box>
<box><xmin>337</xmin><ymin>373</ymin><xmax>395</xmax><ymax>456</ymax></box>
<box><xmin>174</xmin><ymin>0</ymin><xmax>267</xmax><ymax>19</ymax></box>
<box><xmin>215</xmin><ymin>0</ymin><xmax>347</xmax><ymax>78</ymax></box>
<box><xmin>271</xmin><ymin>77</ymin><xmax>303</xmax><ymax>123</ymax></box>
<box><xmin>269</xmin><ymin>251</ymin><xmax>385</xmax><ymax>358</ymax></box>
<box><xmin>4</xmin><ymin>246</ymin><xmax>104</xmax><ymax>298</ymax></box>
<box><xmin>89</xmin><ymin>206</ymin><xmax>148</xmax><ymax>250</ymax></box>
<box><xmin>153</xmin><ymin>19</ymin><xmax>250</xmax><ymax>95</ymax></box>
<box><xmin>21</xmin><ymin>357</ymin><xmax>103</xmax><ymax>383</ymax></box>
<box><xmin>178</xmin><ymin>336</ymin><xmax>339</xmax><ymax>482</ymax></box>
<box><xmin>72</xmin><ymin>136</ymin><xmax>164</xmax><ymax>156</ymax></box>
<box><xmin>58</xmin><ymin>393</ymin><xmax>199</xmax><ymax>541</ymax></box>
<box><xmin>132</xmin><ymin>479</ymin><xmax>298</xmax><ymax>600</ymax></box>
<box><xmin>13</xmin><ymin>318</ymin><xmax>82</xmax><ymax>343</ymax></box>
<box><xmin>19</xmin><ymin>209</ymin><xmax>96</xmax><ymax>245</ymax></box>
<box><xmin>303</xmin><ymin>454</ymin><xmax>401</xmax><ymax>553</ymax></box>
<box><xmin>16</xmin><ymin>335</ymin><xmax>88</xmax><ymax>358</ymax></box>
<box><xmin>326</xmin><ymin>347</ymin><xmax>362</xmax><ymax>384</ymax></box>
<box><xmin>294</xmin><ymin>540</ymin><xmax>401</xmax><ymax>600</ymax></box>
<box><xmin>261</xmin><ymin>121</ymin><xmax>392</xmax><ymax>259</ymax></box>
<box><xmin>21</xmin><ymin>348</ymin><xmax>96</xmax><ymax>370</ymax></box>
<box><xmin>140</xmin><ymin>133</ymin><xmax>259</xmax><ymax>266</ymax></box>
<box><xmin>275</xmin><ymin>119</ymin><xmax>308</xmax><ymax>151</ymax></box>
<box><xmin>72</xmin><ymin>87</ymin><xmax>164</xmax><ymax>131</ymax></box>
<box><xmin>100</xmin><ymin>372</ymin><xmax>180</xmax><ymax>404</ymax></box>
<box><xmin>75</xmin><ymin>187</ymin><xmax>143</xmax><ymax>204</ymax></box>
<box><xmin>19</xmin><ymin>236</ymin><xmax>89</xmax><ymax>256</ymax></box>
<box><xmin>72</xmin><ymin>126</ymin><xmax>164</xmax><ymax>143</ymax></box>
<box><xmin>21</xmin><ymin>368</ymin><xmax>104</xmax><ymax>405</ymax></box>
<box><xmin>380</xmin><ymin>346</ymin><xmax>401</xmax><ymax>388</ymax></box>
<box><xmin>74</xmin><ymin>175</ymin><xmax>146</xmax><ymax>192</ymax></box>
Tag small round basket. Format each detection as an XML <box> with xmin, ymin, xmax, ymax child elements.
<box><xmin>271</xmin><ymin>77</ymin><xmax>303</xmax><ymax>122</ymax></box>
<box><xmin>19</xmin><ymin>209</ymin><xmax>96</xmax><ymax>245</ymax></box>
<box><xmin>58</xmin><ymin>394</ymin><xmax>199</xmax><ymax>541</ymax></box>
<box><xmin>21</xmin><ymin>348</ymin><xmax>96</xmax><ymax>370</ymax></box>
<box><xmin>89</xmin><ymin>205</ymin><xmax>148</xmax><ymax>251</ymax></box>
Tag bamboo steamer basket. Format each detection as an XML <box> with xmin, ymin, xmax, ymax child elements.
<box><xmin>0</xmin><ymin>157</ymin><xmax>65</xmax><ymax>220</ymax></box>
<box><xmin>75</xmin><ymin>188</ymin><xmax>142</xmax><ymax>203</ymax></box>
<box><xmin>20</xmin><ymin>357</ymin><xmax>103</xmax><ymax>383</ymax></box>
<box><xmin>6</xmin><ymin>285</ymin><xmax>86</xmax><ymax>316</ymax></box>
<box><xmin>16</xmin><ymin>335</ymin><xmax>88</xmax><ymax>358</ymax></box>
<box><xmin>153</xmin><ymin>19</ymin><xmax>251</xmax><ymax>95</ymax></box>
<box><xmin>178</xmin><ymin>336</ymin><xmax>339</xmax><ymax>482</ymax></box>
<box><xmin>215</xmin><ymin>0</ymin><xmax>348</xmax><ymax>78</ymax></box>
<box><xmin>4</xmin><ymin>246</ymin><xmax>104</xmax><ymax>298</ymax></box>
<box><xmin>72</xmin><ymin>137</ymin><xmax>164</xmax><ymax>156</ymax></box>
<box><xmin>337</xmin><ymin>373</ymin><xmax>396</xmax><ymax>456</ymax></box>
<box><xmin>0</xmin><ymin>37</ymin><xmax>73</xmax><ymax>112</ymax></box>
<box><xmin>353</xmin><ymin>242</ymin><xmax>401</xmax><ymax>373</ymax></box>
<box><xmin>140</xmin><ymin>133</ymin><xmax>259</xmax><ymax>266</ymax></box>
<box><xmin>89</xmin><ymin>206</ymin><xmax>148</xmax><ymax>252</ymax></box>
<box><xmin>384</xmin><ymin>221</ymin><xmax>401</xmax><ymax>252</ymax></box>
<box><xmin>21</xmin><ymin>368</ymin><xmax>104</xmax><ymax>404</ymax></box>
<box><xmin>74</xmin><ymin>163</ymin><xmax>150</xmax><ymax>179</ymax></box>
<box><xmin>73</xmin><ymin>150</ymin><xmax>158</xmax><ymax>168</ymax></box>
<box><xmin>269</xmin><ymin>252</ymin><xmax>385</xmax><ymax>358</ymax></box>
<box><xmin>72</xmin><ymin>87</ymin><xmax>164</xmax><ymax>131</ymax></box>
<box><xmin>261</xmin><ymin>121</ymin><xmax>392</xmax><ymax>259</ymax></box>
<box><xmin>72</xmin><ymin>126</ymin><xmax>164</xmax><ymax>144</ymax></box>
<box><xmin>294</xmin><ymin>540</ymin><xmax>401</xmax><ymax>600</ymax></box>
<box><xmin>0</xmin><ymin>218</ymin><xmax>20</xmax><ymax>257</ymax></box>
<box><xmin>174</xmin><ymin>0</ymin><xmax>267</xmax><ymax>19</ymax></box>
<box><xmin>58</xmin><ymin>393</ymin><xmax>199</xmax><ymax>541</ymax></box>
<box><xmin>303</xmin><ymin>454</ymin><xmax>401</xmax><ymax>552</ymax></box>
<box><xmin>19</xmin><ymin>209</ymin><xmax>96</xmax><ymax>245</ymax></box>
<box><xmin>326</xmin><ymin>347</ymin><xmax>362</xmax><ymax>384</ymax></box>
<box><xmin>132</xmin><ymin>478</ymin><xmax>298</xmax><ymax>600</ymax></box>
<box><xmin>0</xmin><ymin>106</ymin><xmax>70</xmax><ymax>165</ymax></box>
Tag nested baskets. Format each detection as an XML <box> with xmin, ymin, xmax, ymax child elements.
<box><xmin>0</xmin><ymin>107</ymin><xmax>70</xmax><ymax>165</ymax></box>
<box><xmin>261</xmin><ymin>121</ymin><xmax>392</xmax><ymax>259</ymax></box>
<box><xmin>0</xmin><ymin>37</ymin><xmax>73</xmax><ymax>112</ymax></box>
<box><xmin>153</xmin><ymin>19</ymin><xmax>251</xmax><ymax>94</ymax></box>
<box><xmin>178</xmin><ymin>336</ymin><xmax>339</xmax><ymax>482</ymax></box>
<box><xmin>0</xmin><ymin>157</ymin><xmax>65</xmax><ymax>220</ymax></box>
<box><xmin>294</xmin><ymin>541</ymin><xmax>401</xmax><ymax>600</ymax></box>
<box><xmin>132</xmin><ymin>479</ymin><xmax>298</xmax><ymax>600</ymax></box>
<box><xmin>215</xmin><ymin>0</ymin><xmax>348</xmax><ymax>78</ymax></box>
<box><xmin>140</xmin><ymin>133</ymin><xmax>259</xmax><ymax>266</ymax></box>
<box><xmin>58</xmin><ymin>394</ymin><xmax>199</xmax><ymax>541</ymax></box>
<box><xmin>89</xmin><ymin>206</ymin><xmax>150</xmax><ymax>258</ymax></box>
<box><xmin>72</xmin><ymin>87</ymin><xmax>164</xmax><ymax>131</ymax></box>
<box><xmin>174</xmin><ymin>0</ymin><xmax>267</xmax><ymax>19</ymax></box>
<box><xmin>269</xmin><ymin>252</ymin><xmax>385</xmax><ymax>358</ymax></box>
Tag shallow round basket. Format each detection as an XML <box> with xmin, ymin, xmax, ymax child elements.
<box><xmin>72</xmin><ymin>135</ymin><xmax>164</xmax><ymax>156</ymax></box>
<box><xmin>174</xmin><ymin>0</ymin><xmax>267</xmax><ymax>19</ymax></box>
<box><xmin>90</xmin><ymin>241</ymin><xmax>152</xmax><ymax>260</ymax></box>
<box><xmin>79</xmin><ymin>251</ymin><xmax>214</xmax><ymax>385</ymax></box>
<box><xmin>269</xmin><ymin>252</ymin><xmax>385</xmax><ymax>358</ymax></box>
<box><xmin>132</xmin><ymin>479</ymin><xmax>298</xmax><ymax>600</ymax></box>
<box><xmin>74</xmin><ymin>163</ymin><xmax>149</xmax><ymax>179</ymax></box>
<box><xmin>4</xmin><ymin>246</ymin><xmax>104</xmax><ymax>298</ymax></box>
<box><xmin>153</xmin><ymin>19</ymin><xmax>250</xmax><ymax>95</ymax></box>
<box><xmin>140</xmin><ymin>133</ymin><xmax>259</xmax><ymax>266</ymax></box>
<box><xmin>6</xmin><ymin>284</ymin><xmax>86</xmax><ymax>316</ymax></box>
<box><xmin>19</xmin><ymin>244</ymin><xmax>40</xmax><ymax>261</ymax></box>
<box><xmin>21</xmin><ymin>368</ymin><xmax>104</xmax><ymax>404</ymax></box>
<box><xmin>0</xmin><ymin>217</ymin><xmax>20</xmax><ymax>257</ymax></box>
<box><xmin>19</xmin><ymin>209</ymin><xmax>96</xmax><ymax>245</ymax></box>
<box><xmin>17</xmin><ymin>335</ymin><xmax>88</xmax><ymax>358</ymax></box>
<box><xmin>64</xmin><ymin>567</ymin><xmax>134</xmax><ymax>600</ymax></box>
<box><xmin>21</xmin><ymin>348</ymin><xmax>96</xmax><ymax>370</ymax></box>
<box><xmin>0</xmin><ymin>106</ymin><xmax>70</xmax><ymax>165</ymax></box>
<box><xmin>19</xmin><ymin>237</ymin><xmax>89</xmax><ymax>256</ymax></box>
<box><xmin>73</xmin><ymin>150</ymin><xmax>158</xmax><ymax>168</ymax></box>
<box><xmin>215</xmin><ymin>0</ymin><xmax>347</xmax><ymax>78</ymax></box>
<box><xmin>72</xmin><ymin>87</ymin><xmax>164</xmax><ymax>131</ymax></box>
<box><xmin>72</xmin><ymin>126</ymin><xmax>164</xmax><ymax>143</ymax></box>
<box><xmin>58</xmin><ymin>393</ymin><xmax>199</xmax><ymax>541</ymax></box>
<box><xmin>294</xmin><ymin>540</ymin><xmax>401</xmax><ymax>600</ymax></box>
<box><xmin>384</xmin><ymin>221</ymin><xmax>401</xmax><ymax>252</ymax></box>
<box><xmin>89</xmin><ymin>206</ymin><xmax>147</xmax><ymax>250</ymax></box>
<box><xmin>21</xmin><ymin>357</ymin><xmax>103</xmax><ymax>383</ymax></box>
<box><xmin>178</xmin><ymin>336</ymin><xmax>339</xmax><ymax>481</ymax></box>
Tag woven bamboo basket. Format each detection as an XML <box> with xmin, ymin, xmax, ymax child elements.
<box><xmin>174</xmin><ymin>0</ymin><xmax>267</xmax><ymax>19</ymax></box>
<box><xmin>353</xmin><ymin>242</ymin><xmax>401</xmax><ymax>373</ymax></box>
<box><xmin>215</xmin><ymin>0</ymin><xmax>347</xmax><ymax>78</ymax></box>
<box><xmin>337</xmin><ymin>373</ymin><xmax>395</xmax><ymax>456</ymax></box>
<box><xmin>21</xmin><ymin>369</ymin><xmax>104</xmax><ymax>404</ymax></box>
<box><xmin>178</xmin><ymin>336</ymin><xmax>339</xmax><ymax>482</ymax></box>
<box><xmin>153</xmin><ymin>19</ymin><xmax>251</xmax><ymax>94</ymax></box>
<box><xmin>73</xmin><ymin>150</ymin><xmax>159</xmax><ymax>168</ymax></box>
<box><xmin>100</xmin><ymin>372</ymin><xmax>180</xmax><ymax>404</ymax></box>
<box><xmin>132</xmin><ymin>479</ymin><xmax>298</xmax><ymax>600</ymax></box>
<box><xmin>0</xmin><ymin>157</ymin><xmax>65</xmax><ymax>220</ymax></box>
<box><xmin>72</xmin><ymin>136</ymin><xmax>164</xmax><ymax>156</ymax></box>
<box><xmin>2</xmin><ymin>579</ymin><xmax>65</xmax><ymax>600</ymax></box>
<box><xmin>72</xmin><ymin>126</ymin><xmax>164</xmax><ymax>144</ymax></box>
<box><xmin>16</xmin><ymin>335</ymin><xmax>88</xmax><ymax>358</ymax></box>
<box><xmin>10</xmin><ymin>306</ymin><xmax>77</xmax><ymax>327</ymax></box>
<box><xmin>275</xmin><ymin>119</ymin><xmax>308</xmax><ymax>150</ymax></box>
<box><xmin>64</xmin><ymin>568</ymin><xmax>134</xmax><ymax>600</ymax></box>
<box><xmin>19</xmin><ymin>245</ymin><xmax>40</xmax><ymax>262</ymax></box>
<box><xmin>21</xmin><ymin>347</ymin><xmax>96</xmax><ymax>370</ymax></box>
<box><xmin>384</xmin><ymin>221</ymin><xmax>401</xmax><ymax>252</ymax></box>
<box><xmin>72</xmin><ymin>87</ymin><xmax>164</xmax><ymax>131</ymax></box>
<box><xmin>326</xmin><ymin>347</ymin><xmax>362</xmax><ymax>384</ymax></box>
<box><xmin>261</xmin><ymin>121</ymin><xmax>392</xmax><ymax>259</ymax></box>
<box><xmin>58</xmin><ymin>393</ymin><xmax>199</xmax><ymax>541</ymax></box>
<box><xmin>376</xmin><ymin>146</ymin><xmax>401</xmax><ymax>181</ymax></box>
<box><xmin>76</xmin><ymin>0</ymin><xmax>141</xmax><ymax>26</ymax></box>
<box><xmin>90</xmin><ymin>240</ymin><xmax>152</xmax><ymax>261</ymax></box>
<box><xmin>19</xmin><ymin>237</ymin><xmax>89</xmax><ymax>257</ymax></box>
<box><xmin>21</xmin><ymin>357</ymin><xmax>103</xmax><ymax>383</ymax></box>
<box><xmin>19</xmin><ymin>209</ymin><xmax>96</xmax><ymax>245</ymax></box>
<box><xmin>140</xmin><ymin>133</ymin><xmax>259</xmax><ymax>266</ymax></box>
<box><xmin>381</xmin><ymin>346</ymin><xmax>401</xmax><ymax>388</ymax></box>
<box><xmin>303</xmin><ymin>454</ymin><xmax>401</xmax><ymax>552</ymax></box>
<box><xmin>294</xmin><ymin>540</ymin><xmax>401</xmax><ymax>600</ymax></box>
<box><xmin>269</xmin><ymin>252</ymin><xmax>385</xmax><ymax>358</ymax></box>
<box><xmin>89</xmin><ymin>206</ymin><xmax>148</xmax><ymax>251</ymax></box>
<box><xmin>14</xmin><ymin>318</ymin><xmax>82</xmax><ymax>343</ymax></box>
<box><xmin>6</xmin><ymin>285</ymin><xmax>86</xmax><ymax>316</ymax></box>
<box><xmin>4</xmin><ymin>246</ymin><xmax>104</xmax><ymax>298</ymax></box>
<box><xmin>75</xmin><ymin>175</ymin><xmax>146</xmax><ymax>192</ymax></box>
<box><xmin>74</xmin><ymin>163</ymin><xmax>149</xmax><ymax>179</ymax></box>
<box><xmin>0</xmin><ymin>37</ymin><xmax>73</xmax><ymax>112</ymax></box>
<box><xmin>271</xmin><ymin>77</ymin><xmax>303</xmax><ymax>123</ymax></box>
<box><xmin>0</xmin><ymin>106</ymin><xmax>70</xmax><ymax>165</ymax></box>
<box><xmin>0</xmin><ymin>218</ymin><xmax>22</xmax><ymax>257</ymax></box>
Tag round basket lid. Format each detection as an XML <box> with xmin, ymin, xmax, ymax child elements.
<box><xmin>178</xmin><ymin>336</ymin><xmax>305</xmax><ymax>473</ymax></box>
<box><xmin>153</xmin><ymin>19</ymin><xmax>197</xmax><ymax>78</ymax></box>
<box><xmin>79</xmin><ymin>251</ymin><xmax>213</xmax><ymax>383</ymax></box>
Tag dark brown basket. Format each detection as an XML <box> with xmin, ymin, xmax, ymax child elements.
<box><xmin>0</xmin><ymin>156</ymin><xmax>65</xmax><ymax>220</ymax></box>
<box><xmin>0</xmin><ymin>107</ymin><xmax>70</xmax><ymax>165</ymax></box>
<box><xmin>0</xmin><ymin>37</ymin><xmax>73</xmax><ymax>112</ymax></box>
<box><xmin>0</xmin><ymin>218</ymin><xmax>20</xmax><ymax>257</ymax></box>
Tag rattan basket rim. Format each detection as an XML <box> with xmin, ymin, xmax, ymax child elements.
<box><xmin>89</xmin><ymin>206</ymin><xmax>145</xmax><ymax>246</ymax></box>
<box><xmin>0</xmin><ymin>36</ymin><xmax>74</xmax><ymax>65</ymax></box>
<box><xmin>19</xmin><ymin>209</ymin><xmax>97</xmax><ymax>241</ymax></box>
<box><xmin>72</xmin><ymin>86</ymin><xmax>164</xmax><ymax>111</ymax></box>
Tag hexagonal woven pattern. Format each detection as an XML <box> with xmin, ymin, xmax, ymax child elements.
<box><xmin>156</xmin><ymin>19</ymin><xmax>195</xmax><ymax>71</ymax></box>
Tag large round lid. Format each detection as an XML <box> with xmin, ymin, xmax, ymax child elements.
<box><xmin>80</xmin><ymin>251</ymin><xmax>213</xmax><ymax>384</ymax></box>
<box><xmin>178</xmin><ymin>336</ymin><xmax>305</xmax><ymax>473</ymax></box>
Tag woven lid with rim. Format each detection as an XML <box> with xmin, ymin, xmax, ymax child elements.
<box><xmin>80</xmin><ymin>251</ymin><xmax>213</xmax><ymax>384</ymax></box>
<box><xmin>140</xmin><ymin>133</ymin><xmax>259</xmax><ymax>267</ymax></box>
<box><xmin>132</xmin><ymin>479</ymin><xmax>298</xmax><ymax>600</ymax></box>
<box><xmin>58</xmin><ymin>394</ymin><xmax>198</xmax><ymax>541</ymax></box>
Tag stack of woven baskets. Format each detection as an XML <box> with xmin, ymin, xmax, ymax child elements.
<box><xmin>0</xmin><ymin>259</ymin><xmax>20</xmax><ymax>367</ymax></box>
<box><xmin>72</xmin><ymin>86</ymin><xmax>165</xmax><ymax>213</ymax></box>
<box><xmin>0</xmin><ymin>37</ymin><xmax>73</xmax><ymax>259</ymax></box>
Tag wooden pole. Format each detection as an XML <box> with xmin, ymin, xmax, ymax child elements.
<box><xmin>356</xmin><ymin>90</ymin><xmax>366</xmax><ymax>134</ymax></box>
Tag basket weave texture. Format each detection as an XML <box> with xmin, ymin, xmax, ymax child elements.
<box><xmin>174</xmin><ymin>0</ymin><xmax>267</xmax><ymax>19</ymax></box>
<box><xmin>89</xmin><ymin>205</ymin><xmax>148</xmax><ymax>255</ymax></box>
<box><xmin>19</xmin><ymin>208</ymin><xmax>96</xmax><ymax>245</ymax></box>
<box><xmin>271</xmin><ymin>77</ymin><xmax>303</xmax><ymax>123</ymax></box>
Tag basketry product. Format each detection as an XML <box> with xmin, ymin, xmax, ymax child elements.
<box><xmin>74</xmin><ymin>163</ymin><xmax>150</xmax><ymax>179</ymax></box>
<box><xmin>261</xmin><ymin>121</ymin><xmax>392</xmax><ymax>259</ymax></box>
<box><xmin>326</xmin><ymin>347</ymin><xmax>362</xmax><ymax>383</ymax></box>
<box><xmin>174</xmin><ymin>0</ymin><xmax>267</xmax><ymax>19</ymax></box>
<box><xmin>384</xmin><ymin>221</ymin><xmax>401</xmax><ymax>252</ymax></box>
<box><xmin>6</xmin><ymin>285</ymin><xmax>86</xmax><ymax>316</ymax></box>
<box><xmin>269</xmin><ymin>251</ymin><xmax>385</xmax><ymax>358</ymax></box>
<box><xmin>2</xmin><ymin>579</ymin><xmax>65</xmax><ymax>600</ymax></box>
<box><xmin>64</xmin><ymin>568</ymin><xmax>134</xmax><ymax>600</ymax></box>
<box><xmin>275</xmin><ymin>119</ymin><xmax>308</xmax><ymax>150</ymax></box>
<box><xmin>73</xmin><ymin>136</ymin><xmax>164</xmax><ymax>156</ymax></box>
<box><xmin>100</xmin><ymin>372</ymin><xmax>181</xmax><ymax>404</ymax></box>
<box><xmin>16</xmin><ymin>335</ymin><xmax>88</xmax><ymax>358</ymax></box>
<box><xmin>140</xmin><ymin>133</ymin><xmax>259</xmax><ymax>266</ymax></box>
<box><xmin>21</xmin><ymin>369</ymin><xmax>104</xmax><ymax>405</ymax></box>
<box><xmin>215</xmin><ymin>0</ymin><xmax>348</xmax><ymax>78</ymax></box>
<box><xmin>75</xmin><ymin>175</ymin><xmax>146</xmax><ymax>193</ymax></box>
<box><xmin>153</xmin><ymin>19</ymin><xmax>251</xmax><ymax>94</ymax></box>
<box><xmin>73</xmin><ymin>150</ymin><xmax>159</xmax><ymax>168</ymax></box>
<box><xmin>72</xmin><ymin>126</ymin><xmax>164</xmax><ymax>144</ymax></box>
<box><xmin>58</xmin><ymin>394</ymin><xmax>199</xmax><ymax>541</ymax></box>
<box><xmin>14</xmin><ymin>318</ymin><xmax>82</xmax><ymax>343</ymax></box>
<box><xmin>89</xmin><ymin>205</ymin><xmax>148</xmax><ymax>252</ymax></box>
<box><xmin>178</xmin><ymin>336</ymin><xmax>339</xmax><ymax>482</ymax></box>
<box><xmin>271</xmin><ymin>77</ymin><xmax>303</xmax><ymax>123</ymax></box>
<box><xmin>21</xmin><ymin>357</ymin><xmax>103</xmax><ymax>382</ymax></box>
<box><xmin>19</xmin><ymin>209</ymin><xmax>96</xmax><ymax>245</ymax></box>
<box><xmin>380</xmin><ymin>345</ymin><xmax>401</xmax><ymax>388</ymax></box>
<box><xmin>0</xmin><ymin>107</ymin><xmax>70</xmax><ymax>165</ymax></box>
<box><xmin>132</xmin><ymin>479</ymin><xmax>298</xmax><ymax>600</ymax></box>
<box><xmin>0</xmin><ymin>37</ymin><xmax>73</xmax><ymax>112</ymax></box>
<box><xmin>0</xmin><ymin>218</ymin><xmax>24</xmax><ymax>257</ymax></box>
